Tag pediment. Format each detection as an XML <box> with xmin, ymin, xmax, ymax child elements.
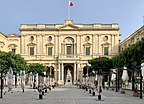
<box><xmin>58</xmin><ymin>24</ymin><xmax>80</xmax><ymax>30</ymax></box>
<box><xmin>27</xmin><ymin>43</ymin><xmax>36</xmax><ymax>46</ymax></box>
<box><xmin>83</xmin><ymin>42</ymin><xmax>92</xmax><ymax>46</ymax></box>
<box><xmin>101</xmin><ymin>42</ymin><xmax>111</xmax><ymax>46</ymax></box>
<box><xmin>8</xmin><ymin>44</ymin><xmax>17</xmax><ymax>47</ymax></box>
<box><xmin>45</xmin><ymin>43</ymin><xmax>54</xmax><ymax>46</ymax></box>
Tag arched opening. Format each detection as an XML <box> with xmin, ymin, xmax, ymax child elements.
<box><xmin>64</xmin><ymin>64</ymin><xmax>74</xmax><ymax>84</ymax></box>
<box><xmin>62</xmin><ymin>37</ymin><xmax>75</xmax><ymax>57</ymax></box>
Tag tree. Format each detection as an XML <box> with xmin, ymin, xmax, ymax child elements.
<box><xmin>89</xmin><ymin>57</ymin><xmax>113</xmax><ymax>74</ymax></box>
<box><xmin>0</xmin><ymin>51</ymin><xmax>27</xmax><ymax>73</ymax></box>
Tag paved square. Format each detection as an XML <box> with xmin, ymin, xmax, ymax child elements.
<box><xmin>0</xmin><ymin>85</ymin><xmax>143</xmax><ymax>104</ymax></box>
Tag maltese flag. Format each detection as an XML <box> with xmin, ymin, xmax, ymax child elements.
<box><xmin>69</xmin><ymin>0</ymin><xmax>74</xmax><ymax>6</ymax></box>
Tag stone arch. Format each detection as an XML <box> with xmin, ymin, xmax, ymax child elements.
<box><xmin>64</xmin><ymin>64</ymin><xmax>74</xmax><ymax>84</ymax></box>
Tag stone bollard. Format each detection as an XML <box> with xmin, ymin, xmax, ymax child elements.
<box><xmin>39</xmin><ymin>91</ymin><xmax>43</xmax><ymax>99</ymax></box>
<box><xmin>86</xmin><ymin>87</ymin><xmax>88</xmax><ymax>91</ymax></box>
<box><xmin>89</xmin><ymin>89</ymin><xmax>91</xmax><ymax>94</ymax></box>
<box><xmin>92</xmin><ymin>91</ymin><xmax>95</xmax><ymax>96</ymax></box>
<box><xmin>98</xmin><ymin>95</ymin><xmax>101</xmax><ymax>100</ymax></box>
<box><xmin>42</xmin><ymin>90</ymin><xmax>44</xmax><ymax>95</ymax></box>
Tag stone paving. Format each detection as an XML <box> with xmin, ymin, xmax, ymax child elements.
<box><xmin>0</xmin><ymin>85</ymin><xmax>144</xmax><ymax>104</ymax></box>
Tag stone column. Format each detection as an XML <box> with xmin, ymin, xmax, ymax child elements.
<box><xmin>96</xmin><ymin>35</ymin><xmax>99</xmax><ymax>55</ymax></box>
<box><xmin>92</xmin><ymin>34</ymin><xmax>96</xmax><ymax>55</ymax></box>
<box><xmin>58</xmin><ymin>63</ymin><xmax>61</xmax><ymax>81</ymax></box>
<box><xmin>111</xmin><ymin>34</ymin><xmax>115</xmax><ymax>55</ymax></box>
<box><xmin>77</xmin><ymin>63</ymin><xmax>81</xmax><ymax>81</ymax></box>
<box><xmin>62</xmin><ymin>63</ymin><xmax>64</xmax><ymax>81</ymax></box>
<box><xmin>74</xmin><ymin>63</ymin><xmax>77</xmax><ymax>83</ymax></box>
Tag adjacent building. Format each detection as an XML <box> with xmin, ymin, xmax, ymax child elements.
<box><xmin>0</xmin><ymin>20</ymin><xmax>120</xmax><ymax>84</ymax></box>
<box><xmin>119</xmin><ymin>25</ymin><xmax>144</xmax><ymax>52</ymax></box>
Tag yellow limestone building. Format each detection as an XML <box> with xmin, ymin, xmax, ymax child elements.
<box><xmin>0</xmin><ymin>20</ymin><xmax>120</xmax><ymax>84</ymax></box>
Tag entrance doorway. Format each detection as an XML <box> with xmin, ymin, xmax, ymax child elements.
<box><xmin>64</xmin><ymin>64</ymin><xmax>74</xmax><ymax>84</ymax></box>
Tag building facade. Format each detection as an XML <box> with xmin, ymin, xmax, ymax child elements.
<box><xmin>119</xmin><ymin>25</ymin><xmax>144</xmax><ymax>51</ymax></box>
<box><xmin>0</xmin><ymin>20</ymin><xmax>120</xmax><ymax>84</ymax></box>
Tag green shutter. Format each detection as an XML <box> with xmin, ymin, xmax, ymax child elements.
<box><xmin>30</xmin><ymin>47</ymin><xmax>34</xmax><ymax>55</ymax></box>
<box><xmin>86</xmin><ymin>47</ymin><xmax>90</xmax><ymax>55</ymax></box>
<box><xmin>104</xmin><ymin>47</ymin><xmax>108</xmax><ymax>55</ymax></box>
<box><xmin>48</xmin><ymin>47</ymin><xmax>52</xmax><ymax>55</ymax></box>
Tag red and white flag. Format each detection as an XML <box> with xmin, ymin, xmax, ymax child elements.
<box><xmin>69</xmin><ymin>0</ymin><xmax>74</xmax><ymax>6</ymax></box>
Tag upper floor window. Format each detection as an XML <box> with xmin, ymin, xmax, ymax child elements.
<box><xmin>85</xmin><ymin>36</ymin><xmax>90</xmax><ymax>42</ymax></box>
<box><xmin>86</xmin><ymin>47</ymin><xmax>90</xmax><ymax>55</ymax></box>
<box><xmin>12</xmin><ymin>49</ymin><xmax>16</xmax><ymax>53</ymax></box>
<box><xmin>30</xmin><ymin>47</ymin><xmax>34</xmax><ymax>55</ymax></box>
<box><xmin>30</xmin><ymin>36</ymin><xmax>34</xmax><ymax>41</ymax></box>
<box><xmin>103</xmin><ymin>36</ymin><xmax>108</xmax><ymax>41</ymax></box>
<box><xmin>48</xmin><ymin>36</ymin><xmax>52</xmax><ymax>41</ymax></box>
<box><xmin>48</xmin><ymin>47</ymin><xmax>52</xmax><ymax>55</ymax></box>
<box><xmin>104</xmin><ymin>47</ymin><xmax>108</xmax><ymax>55</ymax></box>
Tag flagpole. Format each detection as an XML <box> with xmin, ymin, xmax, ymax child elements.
<box><xmin>143</xmin><ymin>16</ymin><xmax>144</xmax><ymax>26</ymax></box>
<box><xmin>68</xmin><ymin>1</ymin><xmax>70</xmax><ymax>20</ymax></box>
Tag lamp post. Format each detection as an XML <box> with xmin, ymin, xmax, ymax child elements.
<box><xmin>131</xmin><ymin>65</ymin><xmax>135</xmax><ymax>91</ymax></box>
<box><xmin>140</xmin><ymin>62</ymin><xmax>144</xmax><ymax>99</ymax></box>
<box><xmin>48</xmin><ymin>63</ymin><xmax>51</xmax><ymax>87</ymax></box>
<box><xmin>0</xmin><ymin>70</ymin><xmax>3</xmax><ymax>98</ymax></box>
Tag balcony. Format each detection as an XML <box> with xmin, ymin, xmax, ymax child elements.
<box><xmin>58</xmin><ymin>54</ymin><xmax>80</xmax><ymax>61</ymax></box>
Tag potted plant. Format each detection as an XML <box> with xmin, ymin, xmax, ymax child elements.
<box><xmin>133</xmin><ymin>85</ymin><xmax>139</xmax><ymax>97</ymax></box>
<box><xmin>120</xmin><ymin>88</ymin><xmax>126</xmax><ymax>94</ymax></box>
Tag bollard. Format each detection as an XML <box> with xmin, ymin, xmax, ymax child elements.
<box><xmin>86</xmin><ymin>87</ymin><xmax>88</xmax><ymax>91</ymax></box>
<box><xmin>39</xmin><ymin>94</ymin><xmax>43</xmax><ymax>99</ymax></box>
<box><xmin>42</xmin><ymin>91</ymin><xmax>44</xmax><ymax>95</ymax></box>
<box><xmin>92</xmin><ymin>91</ymin><xmax>95</xmax><ymax>96</ymax></box>
<box><xmin>98</xmin><ymin>95</ymin><xmax>101</xmax><ymax>100</ymax></box>
<box><xmin>89</xmin><ymin>89</ymin><xmax>91</xmax><ymax>94</ymax></box>
<box><xmin>22</xmin><ymin>89</ymin><xmax>24</xmax><ymax>93</ymax></box>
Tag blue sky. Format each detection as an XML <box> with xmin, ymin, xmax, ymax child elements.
<box><xmin>0</xmin><ymin>0</ymin><xmax>144</xmax><ymax>40</ymax></box>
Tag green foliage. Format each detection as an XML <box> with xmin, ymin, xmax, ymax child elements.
<box><xmin>89</xmin><ymin>57</ymin><xmax>113</xmax><ymax>75</ymax></box>
<box><xmin>27</xmin><ymin>63</ymin><xmax>47</xmax><ymax>74</ymax></box>
<box><xmin>0</xmin><ymin>51</ymin><xmax>27</xmax><ymax>73</ymax></box>
<box><xmin>112</xmin><ymin>38</ymin><xmax>144</xmax><ymax>69</ymax></box>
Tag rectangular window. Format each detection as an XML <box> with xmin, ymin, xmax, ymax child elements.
<box><xmin>48</xmin><ymin>47</ymin><xmax>52</xmax><ymax>55</ymax></box>
<box><xmin>104</xmin><ymin>47</ymin><xmax>108</xmax><ymax>55</ymax></box>
<box><xmin>67</xmin><ymin>46</ymin><xmax>72</xmax><ymax>55</ymax></box>
<box><xmin>86</xmin><ymin>47</ymin><xmax>90</xmax><ymax>55</ymax></box>
<box><xmin>12</xmin><ymin>49</ymin><xmax>16</xmax><ymax>53</ymax></box>
<box><xmin>30</xmin><ymin>47</ymin><xmax>34</xmax><ymax>55</ymax></box>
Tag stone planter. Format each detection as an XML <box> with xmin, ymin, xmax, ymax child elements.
<box><xmin>133</xmin><ymin>92</ymin><xmax>140</xmax><ymax>97</ymax></box>
<box><xmin>121</xmin><ymin>90</ymin><xmax>125</xmax><ymax>94</ymax></box>
<box><xmin>111</xmin><ymin>88</ymin><xmax>115</xmax><ymax>91</ymax></box>
<box><xmin>106</xmin><ymin>87</ymin><xmax>109</xmax><ymax>90</ymax></box>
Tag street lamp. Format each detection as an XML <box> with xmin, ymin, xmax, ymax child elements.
<box><xmin>0</xmin><ymin>69</ymin><xmax>4</xmax><ymax>98</ymax></box>
<box><xmin>48</xmin><ymin>63</ymin><xmax>51</xmax><ymax>86</ymax></box>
